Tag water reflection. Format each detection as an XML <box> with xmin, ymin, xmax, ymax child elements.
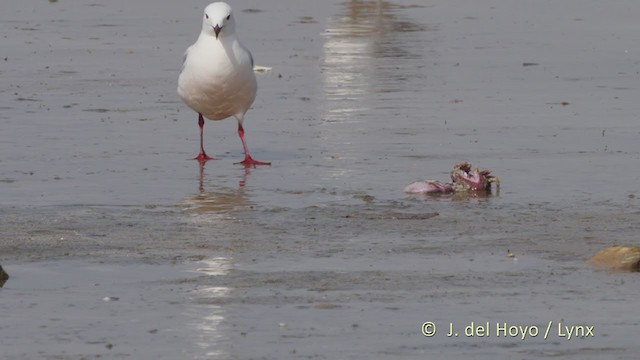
<box><xmin>187</xmin><ymin>257</ymin><xmax>233</xmax><ymax>359</ymax></box>
<box><xmin>321</xmin><ymin>0</ymin><xmax>431</xmax><ymax>123</ymax></box>
<box><xmin>318</xmin><ymin>1</ymin><xmax>432</xmax><ymax>182</ymax></box>
<box><xmin>180</xmin><ymin>167</ymin><xmax>247</xmax><ymax>356</ymax></box>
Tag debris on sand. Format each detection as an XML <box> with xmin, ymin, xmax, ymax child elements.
<box><xmin>404</xmin><ymin>162</ymin><xmax>500</xmax><ymax>194</ymax></box>
<box><xmin>588</xmin><ymin>246</ymin><xmax>640</xmax><ymax>272</ymax></box>
<box><xmin>0</xmin><ymin>265</ymin><xmax>9</xmax><ymax>288</ymax></box>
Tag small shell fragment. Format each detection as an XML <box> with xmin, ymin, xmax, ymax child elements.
<box><xmin>253</xmin><ymin>65</ymin><xmax>272</xmax><ymax>73</ymax></box>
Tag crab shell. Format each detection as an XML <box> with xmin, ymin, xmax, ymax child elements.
<box><xmin>403</xmin><ymin>162</ymin><xmax>499</xmax><ymax>194</ymax></box>
<box><xmin>450</xmin><ymin>162</ymin><xmax>499</xmax><ymax>192</ymax></box>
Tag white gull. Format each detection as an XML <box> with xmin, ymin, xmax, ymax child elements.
<box><xmin>178</xmin><ymin>2</ymin><xmax>270</xmax><ymax>166</ymax></box>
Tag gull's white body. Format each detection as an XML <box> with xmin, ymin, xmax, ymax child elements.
<box><xmin>178</xmin><ymin>2</ymin><xmax>256</xmax><ymax>122</ymax></box>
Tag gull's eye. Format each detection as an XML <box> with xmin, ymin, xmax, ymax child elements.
<box><xmin>205</xmin><ymin>14</ymin><xmax>209</xmax><ymax>19</ymax></box>
<box><xmin>226</xmin><ymin>15</ymin><xmax>231</xmax><ymax>20</ymax></box>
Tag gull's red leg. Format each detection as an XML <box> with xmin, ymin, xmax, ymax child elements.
<box><xmin>235</xmin><ymin>123</ymin><xmax>270</xmax><ymax>166</ymax></box>
<box><xmin>194</xmin><ymin>113</ymin><xmax>214</xmax><ymax>163</ymax></box>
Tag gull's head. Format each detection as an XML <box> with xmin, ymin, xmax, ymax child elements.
<box><xmin>202</xmin><ymin>2</ymin><xmax>235</xmax><ymax>40</ymax></box>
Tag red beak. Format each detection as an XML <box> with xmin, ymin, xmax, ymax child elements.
<box><xmin>213</xmin><ymin>24</ymin><xmax>221</xmax><ymax>39</ymax></box>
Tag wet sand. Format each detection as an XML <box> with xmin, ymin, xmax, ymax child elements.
<box><xmin>2</xmin><ymin>0</ymin><xmax>640</xmax><ymax>359</ymax></box>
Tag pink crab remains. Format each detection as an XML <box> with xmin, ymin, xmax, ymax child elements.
<box><xmin>404</xmin><ymin>162</ymin><xmax>500</xmax><ymax>194</ymax></box>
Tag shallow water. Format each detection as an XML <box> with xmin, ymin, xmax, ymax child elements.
<box><xmin>1</xmin><ymin>0</ymin><xmax>640</xmax><ymax>359</ymax></box>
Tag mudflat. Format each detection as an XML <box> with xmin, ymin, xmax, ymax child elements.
<box><xmin>1</xmin><ymin>0</ymin><xmax>639</xmax><ymax>359</ymax></box>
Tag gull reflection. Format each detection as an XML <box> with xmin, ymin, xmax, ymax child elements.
<box><xmin>186</xmin><ymin>257</ymin><xmax>233</xmax><ymax>359</ymax></box>
<box><xmin>179</xmin><ymin>163</ymin><xmax>255</xmax><ymax>221</ymax></box>
<box><xmin>184</xmin><ymin>188</ymin><xmax>253</xmax><ymax>214</ymax></box>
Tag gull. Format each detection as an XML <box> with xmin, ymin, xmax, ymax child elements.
<box><xmin>178</xmin><ymin>2</ymin><xmax>270</xmax><ymax>166</ymax></box>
